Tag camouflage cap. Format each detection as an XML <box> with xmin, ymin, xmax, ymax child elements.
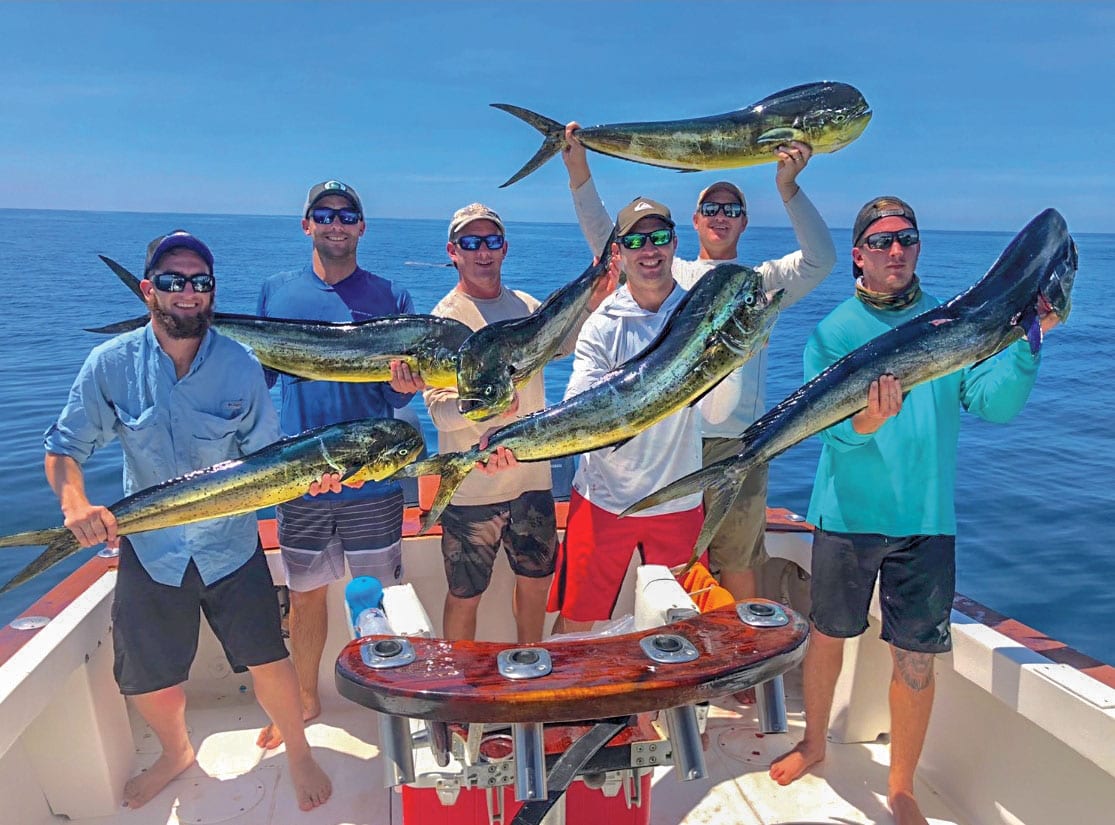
<box><xmin>448</xmin><ymin>203</ymin><xmax>506</xmax><ymax>240</ymax></box>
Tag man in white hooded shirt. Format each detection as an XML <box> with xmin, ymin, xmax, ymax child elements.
<box><xmin>547</xmin><ymin>196</ymin><xmax>743</xmax><ymax>634</ymax></box>
<box><xmin>561</xmin><ymin>125</ymin><xmax>836</xmax><ymax>602</ymax></box>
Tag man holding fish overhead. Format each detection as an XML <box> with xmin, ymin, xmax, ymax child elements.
<box><xmin>423</xmin><ymin>204</ymin><xmax>616</xmax><ymax>643</ymax></box>
<box><xmin>43</xmin><ymin>232</ymin><xmax>333</xmax><ymax>811</ymax></box>
<box><xmin>255</xmin><ymin>180</ymin><xmax>425</xmax><ymax>749</ymax></box>
<box><xmin>769</xmin><ymin>197</ymin><xmax>1062</xmax><ymax>825</ymax></box>
<box><xmin>548</xmin><ymin>198</ymin><xmax>744</xmax><ymax>634</ymax></box>
<box><xmin>563</xmin><ymin>126</ymin><xmax>836</xmax><ymax>603</ymax></box>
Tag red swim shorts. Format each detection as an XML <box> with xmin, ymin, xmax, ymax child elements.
<box><xmin>548</xmin><ymin>488</ymin><xmax>705</xmax><ymax>623</ymax></box>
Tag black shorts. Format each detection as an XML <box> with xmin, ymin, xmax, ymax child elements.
<box><xmin>112</xmin><ymin>538</ymin><xmax>289</xmax><ymax>695</ymax></box>
<box><xmin>440</xmin><ymin>490</ymin><xmax>557</xmax><ymax>599</ymax></box>
<box><xmin>809</xmin><ymin>529</ymin><xmax>955</xmax><ymax>653</ymax></box>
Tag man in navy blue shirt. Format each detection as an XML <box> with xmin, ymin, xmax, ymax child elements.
<box><xmin>256</xmin><ymin>181</ymin><xmax>425</xmax><ymax>748</ymax></box>
<box><xmin>46</xmin><ymin>232</ymin><xmax>332</xmax><ymax>811</ymax></box>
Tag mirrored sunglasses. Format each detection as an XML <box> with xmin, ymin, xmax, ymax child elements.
<box><xmin>620</xmin><ymin>228</ymin><xmax>674</xmax><ymax>250</ymax></box>
<box><xmin>456</xmin><ymin>234</ymin><xmax>505</xmax><ymax>251</ymax></box>
<box><xmin>861</xmin><ymin>228</ymin><xmax>920</xmax><ymax>250</ymax></box>
<box><xmin>310</xmin><ymin>207</ymin><xmax>362</xmax><ymax>225</ymax></box>
<box><xmin>699</xmin><ymin>202</ymin><xmax>745</xmax><ymax>218</ymax></box>
<box><xmin>151</xmin><ymin>272</ymin><xmax>215</xmax><ymax>293</ymax></box>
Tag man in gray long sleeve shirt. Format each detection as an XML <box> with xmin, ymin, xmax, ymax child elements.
<box><xmin>561</xmin><ymin>123</ymin><xmax>836</xmax><ymax>603</ymax></box>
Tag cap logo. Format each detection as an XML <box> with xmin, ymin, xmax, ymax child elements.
<box><xmin>633</xmin><ymin>201</ymin><xmax>655</xmax><ymax>212</ymax></box>
<box><xmin>323</xmin><ymin>181</ymin><xmax>347</xmax><ymax>192</ymax></box>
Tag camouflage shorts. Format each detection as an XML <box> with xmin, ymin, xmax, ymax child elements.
<box><xmin>440</xmin><ymin>490</ymin><xmax>558</xmax><ymax>599</ymax></box>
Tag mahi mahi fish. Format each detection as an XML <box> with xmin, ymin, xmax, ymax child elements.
<box><xmin>90</xmin><ymin>255</ymin><xmax>470</xmax><ymax>388</ymax></box>
<box><xmin>399</xmin><ymin>263</ymin><xmax>785</xmax><ymax>531</ymax></box>
<box><xmin>455</xmin><ymin>228</ymin><xmax>617</xmax><ymax>421</ymax></box>
<box><xmin>0</xmin><ymin>418</ymin><xmax>423</xmax><ymax>593</ymax></box>
<box><xmin>493</xmin><ymin>81</ymin><xmax>872</xmax><ymax>187</ymax></box>
<box><xmin>624</xmin><ymin>208</ymin><xmax>1079</xmax><ymax>566</ymax></box>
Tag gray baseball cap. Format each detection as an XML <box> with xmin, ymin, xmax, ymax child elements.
<box><xmin>303</xmin><ymin>180</ymin><xmax>364</xmax><ymax>217</ymax></box>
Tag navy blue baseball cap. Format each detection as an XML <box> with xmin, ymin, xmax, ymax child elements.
<box><xmin>144</xmin><ymin>230</ymin><xmax>214</xmax><ymax>275</ymax></box>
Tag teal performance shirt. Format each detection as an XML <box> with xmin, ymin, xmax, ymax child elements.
<box><xmin>804</xmin><ymin>292</ymin><xmax>1040</xmax><ymax>537</ymax></box>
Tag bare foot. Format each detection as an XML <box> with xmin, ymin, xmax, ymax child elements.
<box><xmin>256</xmin><ymin>700</ymin><xmax>320</xmax><ymax>750</ymax></box>
<box><xmin>768</xmin><ymin>740</ymin><xmax>824</xmax><ymax>786</ymax></box>
<box><xmin>122</xmin><ymin>745</ymin><xmax>195</xmax><ymax>808</ymax></box>
<box><xmin>889</xmin><ymin>790</ymin><xmax>929</xmax><ymax>825</ymax></box>
<box><xmin>289</xmin><ymin>750</ymin><xmax>332</xmax><ymax>811</ymax></box>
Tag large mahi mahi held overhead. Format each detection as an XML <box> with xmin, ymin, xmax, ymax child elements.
<box><xmin>624</xmin><ymin>208</ymin><xmax>1079</xmax><ymax>567</ymax></box>
<box><xmin>399</xmin><ymin>263</ymin><xmax>784</xmax><ymax>532</ymax></box>
<box><xmin>0</xmin><ymin>419</ymin><xmax>422</xmax><ymax>593</ymax></box>
<box><xmin>493</xmin><ymin>81</ymin><xmax>871</xmax><ymax>187</ymax></box>
<box><xmin>90</xmin><ymin>255</ymin><xmax>471</xmax><ymax>388</ymax></box>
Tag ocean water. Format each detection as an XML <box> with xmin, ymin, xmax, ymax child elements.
<box><xmin>0</xmin><ymin>209</ymin><xmax>1111</xmax><ymax>664</ymax></box>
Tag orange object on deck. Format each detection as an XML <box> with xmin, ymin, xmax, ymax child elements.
<box><xmin>677</xmin><ymin>562</ymin><xmax>735</xmax><ymax>613</ymax></box>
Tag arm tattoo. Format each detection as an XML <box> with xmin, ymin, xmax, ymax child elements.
<box><xmin>894</xmin><ymin>649</ymin><xmax>934</xmax><ymax>691</ymax></box>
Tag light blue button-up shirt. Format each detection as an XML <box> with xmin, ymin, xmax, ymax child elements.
<box><xmin>44</xmin><ymin>324</ymin><xmax>281</xmax><ymax>586</ymax></box>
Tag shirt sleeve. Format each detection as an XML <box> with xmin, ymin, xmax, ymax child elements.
<box><xmin>43</xmin><ymin>351</ymin><xmax>117</xmax><ymax>464</ymax></box>
<box><xmin>960</xmin><ymin>339</ymin><xmax>1040</xmax><ymax>422</ymax></box>
<box><xmin>803</xmin><ymin>319</ymin><xmax>874</xmax><ymax>452</ymax></box>
<box><xmin>564</xmin><ymin>315</ymin><xmax>613</xmax><ymax>401</ymax></box>
<box><xmin>570</xmin><ymin>177</ymin><xmax>615</xmax><ymax>258</ymax></box>
<box><xmin>756</xmin><ymin>188</ymin><xmax>837</xmax><ymax>310</ymax></box>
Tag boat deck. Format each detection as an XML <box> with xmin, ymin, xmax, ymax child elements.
<box><xmin>74</xmin><ymin>664</ymin><xmax>960</xmax><ymax>825</ymax></box>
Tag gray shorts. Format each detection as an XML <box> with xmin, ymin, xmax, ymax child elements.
<box><xmin>440</xmin><ymin>489</ymin><xmax>557</xmax><ymax>599</ymax></box>
<box><xmin>277</xmin><ymin>492</ymin><xmax>404</xmax><ymax>592</ymax></box>
<box><xmin>809</xmin><ymin>529</ymin><xmax>956</xmax><ymax>653</ymax></box>
<box><xmin>702</xmin><ymin>437</ymin><xmax>769</xmax><ymax>574</ymax></box>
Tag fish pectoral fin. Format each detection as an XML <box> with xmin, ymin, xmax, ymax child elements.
<box><xmin>756</xmin><ymin>127</ymin><xmax>806</xmax><ymax>146</ymax></box>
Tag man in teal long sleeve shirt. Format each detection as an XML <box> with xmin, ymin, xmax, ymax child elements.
<box><xmin>769</xmin><ymin>197</ymin><xmax>1061</xmax><ymax>825</ymax></box>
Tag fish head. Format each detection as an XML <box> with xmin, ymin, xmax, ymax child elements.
<box><xmin>1040</xmin><ymin>229</ymin><xmax>1078</xmax><ymax>324</ymax></box>
<box><xmin>719</xmin><ymin>267</ymin><xmax>784</xmax><ymax>354</ymax></box>
<box><xmin>761</xmin><ymin>81</ymin><xmax>872</xmax><ymax>154</ymax></box>
<box><xmin>347</xmin><ymin>420</ymin><xmax>425</xmax><ymax>483</ymax></box>
<box><xmin>455</xmin><ymin>338</ymin><xmax>517</xmax><ymax>422</ymax></box>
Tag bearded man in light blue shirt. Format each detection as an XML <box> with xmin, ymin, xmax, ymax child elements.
<box><xmin>44</xmin><ymin>232</ymin><xmax>332</xmax><ymax>813</ymax></box>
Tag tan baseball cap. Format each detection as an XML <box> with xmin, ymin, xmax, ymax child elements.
<box><xmin>696</xmin><ymin>181</ymin><xmax>747</xmax><ymax>213</ymax></box>
<box><xmin>615</xmin><ymin>196</ymin><xmax>675</xmax><ymax>236</ymax></box>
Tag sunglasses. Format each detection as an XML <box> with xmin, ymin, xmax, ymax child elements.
<box><xmin>310</xmin><ymin>206</ymin><xmax>363</xmax><ymax>225</ymax></box>
<box><xmin>151</xmin><ymin>272</ymin><xmax>215</xmax><ymax>293</ymax></box>
<box><xmin>861</xmin><ymin>228</ymin><xmax>920</xmax><ymax>250</ymax></box>
<box><xmin>456</xmin><ymin>234</ymin><xmax>505</xmax><ymax>251</ymax></box>
<box><xmin>620</xmin><ymin>228</ymin><xmax>674</xmax><ymax>250</ymax></box>
<box><xmin>699</xmin><ymin>202</ymin><xmax>745</xmax><ymax>218</ymax></box>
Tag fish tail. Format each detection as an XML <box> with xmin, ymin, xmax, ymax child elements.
<box><xmin>669</xmin><ymin>473</ymin><xmax>749</xmax><ymax>578</ymax></box>
<box><xmin>85</xmin><ymin>315</ymin><xmax>149</xmax><ymax>334</ymax></box>
<box><xmin>397</xmin><ymin>453</ymin><xmax>476</xmax><ymax>533</ymax></box>
<box><xmin>0</xmin><ymin>530</ymin><xmax>81</xmax><ymax>594</ymax></box>
<box><xmin>0</xmin><ymin>527</ymin><xmax>69</xmax><ymax>549</ymax></box>
<box><xmin>490</xmin><ymin>103</ymin><xmax>565</xmax><ymax>187</ymax></box>
<box><xmin>99</xmin><ymin>255</ymin><xmax>146</xmax><ymax>301</ymax></box>
<box><xmin>621</xmin><ymin>464</ymin><xmax>729</xmax><ymax>517</ymax></box>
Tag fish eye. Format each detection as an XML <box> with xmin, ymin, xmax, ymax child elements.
<box><xmin>743</xmin><ymin>293</ymin><xmax>756</xmax><ymax>306</ymax></box>
<box><xmin>398</xmin><ymin>447</ymin><xmax>409</xmax><ymax>457</ymax></box>
<box><xmin>833</xmin><ymin>114</ymin><xmax>845</xmax><ymax>123</ymax></box>
<box><xmin>483</xmin><ymin>386</ymin><xmax>494</xmax><ymax>397</ymax></box>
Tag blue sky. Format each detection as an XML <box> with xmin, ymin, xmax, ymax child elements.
<box><xmin>1</xmin><ymin>2</ymin><xmax>1112</xmax><ymax>233</ymax></box>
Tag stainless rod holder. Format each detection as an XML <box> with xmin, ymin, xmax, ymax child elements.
<box><xmin>378</xmin><ymin>713</ymin><xmax>416</xmax><ymax>786</ymax></box>
<box><xmin>756</xmin><ymin>675</ymin><xmax>789</xmax><ymax>733</ymax></box>
<box><xmin>511</xmin><ymin>721</ymin><xmax>547</xmax><ymax>801</ymax></box>
<box><xmin>663</xmin><ymin>705</ymin><xmax>707</xmax><ymax>781</ymax></box>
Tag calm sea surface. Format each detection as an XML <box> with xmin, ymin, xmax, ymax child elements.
<box><xmin>0</xmin><ymin>210</ymin><xmax>1111</xmax><ymax>663</ymax></box>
